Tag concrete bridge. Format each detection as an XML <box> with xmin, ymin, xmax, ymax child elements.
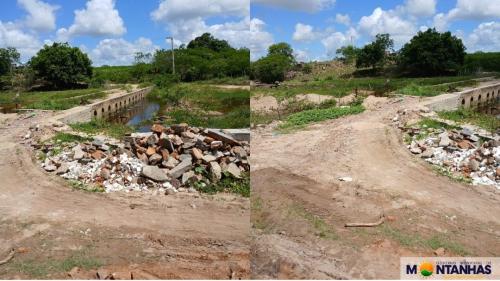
<box><xmin>58</xmin><ymin>87</ymin><xmax>153</xmax><ymax>124</ymax></box>
<box><xmin>426</xmin><ymin>82</ymin><xmax>500</xmax><ymax>112</ymax></box>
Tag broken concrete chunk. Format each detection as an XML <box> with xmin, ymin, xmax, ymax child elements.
<box><xmin>168</xmin><ymin>159</ymin><xmax>192</xmax><ymax>179</ymax></box>
<box><xmin>141</xmin><ymin>165</ymin><xmax>169</xmax><ymax>182</ymax></box>
<box><xmin>206</xmin><ymin>129</ymin><xmax>240</xmax><ymax>146</ymax></box>
<box><xmin>226</xmin><ymin>162</ymin><xmax>241</xmax><ymax>178</ymax></box>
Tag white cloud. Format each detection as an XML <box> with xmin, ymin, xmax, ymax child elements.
<box><xmin>404</xmin><ymin>0</ymin><xmax>436</xmax><ymax>17</ymax></box>
<box><xmin>294</xmin><ymin>49</ymin><xmax>310</xmax><ymax>62</ymax></box>
<box><xmin>250</xmin><ymin>18</ymin><xmax>274</xmax><ymax>60</ymax></box>
<box><xmin>151</xmin><ymin>0</ymin><xmax>248</xmax><ymax>22</ymax></box>
<box><xmin>466</xmin><ymin>21</ymin><xmax>500</xmax><ymax>52</ymax></box>
<box><xmin>358</xmin><ymin>7</ymin><xmax>417</xmax><ymax>46</ymax></box>
<box><xmin>292</xmin><ymin>23</ymin><xmax>321</xmax><ymax>42</ymax></box>
<box><xmin>321</xmin><ymin>27</ymin><xmax>358</xmax><ymax>57</ymax></box>
<box><xmin>335</xmin><ymin>14</ymin><xmax>351</xmax><ymax>26</ymax></box>
<box><xmin>433</xmin><ymin>0</ymin><xmax>500</xmax><ymax>31</ymax></box>
<box><xmin>18</xmin><ymin>0</ymin><xmax>59</xmax><ymax>32</ymax></box>
<box><xmin>151</xmin><ymin>0</ymin><xmax>252</xmax><ymax>52</ymax></box>
<box><xmin>59</xmin><ymin>0</ymin><xmax>126</xmax><ymax>39</ymax></box>
<box><xmin>0</xmin><ymin>21</ymin><xmax>42</xmax><ymax>62</ymax></box>
<box><xmin>90</xmin><ymin>37</ymin><xmax>159</xmax><ymax>66</ymax></box>
<box><xmin>253</xmin><ymin>0</ymin><xmax>335</xmax><ymax>12</ymax></box>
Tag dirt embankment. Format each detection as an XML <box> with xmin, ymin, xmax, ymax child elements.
<box><xmin>0</xmin><ymin>111</ymin><xmax>250</xmax><ymax>279</ymax></box>
<box><xmin>251</xmin><ymin>95</ymin><xmax>500</xmax><ymax>279</ymax></box>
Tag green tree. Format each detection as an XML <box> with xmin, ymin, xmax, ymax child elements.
<box><xmin>187</xmin><ymin>33</ymin><xmax>231</xmax><ymax>52</ymax></box>
<box><xmin>29</xmin><ymin>43</ymin><xmax>92</xmax><ymax>89</ymax></box>
<box><xmin>336</xmin><ymin>45</ymin><xmax>359</xmax><ymax>64</ymax></box>
<box><xmin>398</xmin><ymin>28</ymin><xmax>466</xmax><ymax>76</ymax></box>
<box><xmin>268</xmin><ymin>42</ymin><xmax>296</xmax><ymax>64</ymax></box>
<box><xmin>356</xmin><ymin>33</ymin><xmax>394</xmax><ymax>70</ymax></box>
<box><xmin>252</xmin><ymin>54</ymin><xmax>290</xmax><ymax>83</ymax></box>
<box><xmin>0</xmin><ymin>47</ymin><xmax>20</xmax><ymax>76</ymax></box>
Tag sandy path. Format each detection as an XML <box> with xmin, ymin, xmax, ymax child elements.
<box><xmin>0</xmin><ymin>110</ymin><xmax>250</xmax><ymax>278</ymax></box>
<box><xmin>251</xmin><ymin>95</ymin><xmax>500</xmax><ymax>278</ymax></box>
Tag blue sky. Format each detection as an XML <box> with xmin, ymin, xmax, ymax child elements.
<box><xmin>251</xmin><ymin>0</ymin><xmax>500</xmax><ymax>61</ymax></box>
<box><xmin>0</xmin><ymin>0</ymin><xmax>250</xmax><ymax>65</ymax></box>
<box><xmin>0</xmin><ymin>0</ymin><xmax>499</xmax><ymax>65</ymax></box>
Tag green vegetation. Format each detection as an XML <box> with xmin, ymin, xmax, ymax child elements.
<box><xmin>288</xmin><ymin>203</ymin><xmax>338</xmax><ymax>240</ymax></box>
<box><xmin>396</xmin><ymin>79</ymin><xmax>477</xmax><ymax>97</ymax></box>
<box><xmin>194</xmin><ymin>172</ymin><xmax>250</xmax><ymax>197</ymax></box>
<box><xmin>12</xmin><ymin>250</ymin><xmax>102</xmax><ymax>278</ymax></box>
<box><xmin>0</xmin><ymin>88</ymin><xmax>106</xmax><ymax>110</ymax></box>
<box><xmin>279</xmin><ymin>105</ymin><xmax>365</xmax><ymax>130</ymax></box>
<box><xmin>52</xmin><ymin>132</ymin><xmax>91</xmax><ymax>144</ymax></box>
<box><xmin>150</xmin><ymin>83</ymin><xmax>250</xmax><ymax>128</ymax></box>
<box><xmin>70</xmin><ymin>119</ymin><xmax>134</xmax><ymax>139</ymax></box>
<box><xmin>251</xmin><ymin>42</ymin><xmax>295</xmax><ymax>83</ymax></box>
<box><xmin>29</xmin><ymin>43</ymin><xmax>92</xmax><ymax>89</ymax></box>
<box><xmin>399</xmin><ymin>28</ymin><xmax>466</xmax><ymax>76</ymax></box>
<box><xmin>68</xmin><ymin>180</ymin><xmax>105</xmax><ymax>193</ymax></box>
<box><xmin>463</xmin><ymin>52</ymin><xmax>500</xmax><ymax>73</ymax></box>
<box><xmin>438</xmin><ymin>108</ymin><xmax>500</xmax><ymax>132</ymax></box>
<box><xmin>380</xmin><ymin>225</ymin><xmax>470</xmax><ymax>255</ymax></box>
<box><xmin>432</xmin><ymin>165</ymin><xmax>472</xmax><ymax>184</ymax></box>
<box><xmin>336</xmin><ymin>45</ymin><xmax>359</xmax><ymax>64</ymax></box>
<box><xmin>356</xmin><ymin>33</ymin><xmax>394</xmax><ymax>70</ymax></box>
<box><xmin>0</xmin><ymin>47</ymin><xmax>20</xmax><ymax>76</ymax></box>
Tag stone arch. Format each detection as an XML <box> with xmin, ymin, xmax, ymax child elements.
<box><xmin>478</xmin><ymin>94</ymin><xmax>482</xmax><ymax>104</ymax></box>
<box><xmin>101</xmin><ymin>108</ymin><xmax>105</xmax><ymax>114</ymax></box>
<box><xmin>108</xmin><ymin>105</ymin><xmax>111</xmax><ymax>111</ymax></box>
<box><xmin>94</xmin><ymin>110</ymin><xmax>97</xmax><ymax>117</ymax></box>
<box><xmin>461</xmin><ymin>99</ymin><xmax>465</xmax><ymax>106</ymax></box>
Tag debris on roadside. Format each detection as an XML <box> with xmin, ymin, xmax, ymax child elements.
<box><xmin>399</xmin><ymin>119</ymin><xmax>499</xmax><ymax>189</ymax></box>
<box><xmin>30</xmin><ymin>123</ymin><xmax>250</xmax><ymax>195</ymax></box>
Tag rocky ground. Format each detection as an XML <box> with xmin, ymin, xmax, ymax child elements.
<box><xmin>0</xmin><ymin>110</ymin><xmax>250</xmax><ymax>279</ymax></box>
<box><xmin>395</xmin><ymin>109</ymin><xmax>499</xmax><ymax>188</ymax></box>
<box><xmin>251</xmin><ymin>95</ymin><xmax>500</xmax><ymax>279</ymax></box>
<box><xmin>28</xmin><ymin>122</ymin><xmax>249</xmax><ymax>195</ymax></box>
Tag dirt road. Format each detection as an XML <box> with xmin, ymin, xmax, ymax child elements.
<box><xmin>251</xmin><ymin>95</ymin><xmax>500</xmax><ymax>279</ymax></box>
<box><xmin>0</xmin><ymin>111</ymin><xmax>250</xmax><ymax>279</ymax></box>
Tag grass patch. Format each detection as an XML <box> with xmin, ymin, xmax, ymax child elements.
<box><xmin>70</xmin><ymin>119</ymin><xmax>133</xmax><ymax>139</ymax></box>
<box><xmin>288</xmin><ymin>203</ymin><xmax>338</xmax><ymax>240</ymax></box>
<box><xmin>68</xmin><ymin>180</ymin><xmax>105</xmax><ymax>193</ymax></box>
<box><xmin>194</xmin><ymin>172</ymin><xmax>250</xmax><ymax>197</ymax></box>
<box><xmin>150</xmin><ymin>83</ymin><xmax>250</xmax><ymax>128</ymax></box>
<box><xmin>279</xmin><ymin>104</ymin><xmax>365</xmax><ymax>130</ymax></box>
<box><xmin>253</xmin><ymin>75</ymin><xmax>480</xmax><ymax>99</ymax></box>
<box><xmin>438</xmin><ymin>108</ymin><xmax>500</xmax><ymax>132</ymax></box>
<box><xmin>431</xmin><ymin>165</ymin><xmax>472</xmax><ymax>184</ymax></box>
<box><xmin>396</xmin><ymin>80</ymin><xmax>477</xmax><ymax>97</ymax></box>
<box><xmin>380</xmin><ymin>225</ymin><xmax>470</xmax><ymax>255</ymax></box>
<box><xmin>52</xmin><ymin>132</ymin><xmax>91</xmax><ymax>144</ymax></box>
<box><xmin>0</xmin><ymin>88</ymin><xmax>106</xmax><ymax>110</ymax></box>
<box><xmin>11</xmin><ymin>251</ymin><xmax>102</xmax><ymax>278</ymax></box>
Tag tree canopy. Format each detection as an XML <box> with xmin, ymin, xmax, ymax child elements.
<box><xmin>336</xmin><ymin>45</ymin><xmax>359</xmax><ymax>64</ymax></box>
<box><xmin>398</xmin><ymin>28</ymin><xmax>466</xmax><ymax>76</ymax></box>
<box><xmin>0</xmin><ymin>47</ymin><xmax>20</xmax><ymax>76</ymax></box>
<box><xmin>29</xmin><ymin>43</ymin><xmax>92</xmax><ymax>89</ymax></box>
<box><xmin>186</xmin><ymin>33</ymin><xmax>231</xmax><ymax>52</ymax></box>
<box><xmin>251</xmin><ymin>42</ymin><xmax>296</xmax><ymax>83</ymax></box>
<box><xmin>356</xmin><ymin>33</ymin><xmax>394</xmax><ymax>70</ymax></box>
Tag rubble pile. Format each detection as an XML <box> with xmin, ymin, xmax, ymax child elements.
<box><xmin>35</xmin><ymin>123</ymin><xmax>250</xmax><ymax>194</ymax></box>
<box><xmin>402</xmin><ymin>125</ymin><xmax>500</xmax><ymax>189</ymax></box>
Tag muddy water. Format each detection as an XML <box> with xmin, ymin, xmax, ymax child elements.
<box><xmin>107</xmin><ymin>97</ymin><xmax>163</xmax><ymax>132</ymax></box>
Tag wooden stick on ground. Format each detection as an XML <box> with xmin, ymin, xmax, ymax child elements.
<box><xmin>0</xmin><ymin>249</ymin><xmax>15</xmax><ymax>266</ymax></box>
<box><xmin>345</xmin><ymin>214</ymin><xmax>385</xmax><ymax>227</ymax></box>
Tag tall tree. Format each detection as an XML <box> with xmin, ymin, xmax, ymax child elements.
<box><xmin>0</xmin><ymin>47</ymin><xmax>20</xmax><ymax>76</ymax></box>
<box><xmin>187</xmin><ymin>33</ymin><xmax>231</xmax><ymax>52</ymax></box>
<box><xmin>398</xmin><ymin>28</ymin><xmax>466</xmax><ymax>76</ymax></box>
<box><xmin>29</xmin><ymin>43</ymin><xmax>92</xmax><ymax>89</ymax></box>
<box><xmin>268</xmin><ymin>42</ymin><xmax>296</xmax><ymax>64</ymax></box>
<box><xmin>336</xmin><ymin>45</ymin><xmax>359</xmax><ymax>64</ymax></box>
<box><xmin>356</xmin><ymin>33</ymin><xmax>394</xmax><ymax>70</ymax></box>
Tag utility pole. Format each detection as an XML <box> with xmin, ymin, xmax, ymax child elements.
<box><xmin>166</xmin><ymin>36</ymin><xmax>175</xmax><ymax>75</ymax></box>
